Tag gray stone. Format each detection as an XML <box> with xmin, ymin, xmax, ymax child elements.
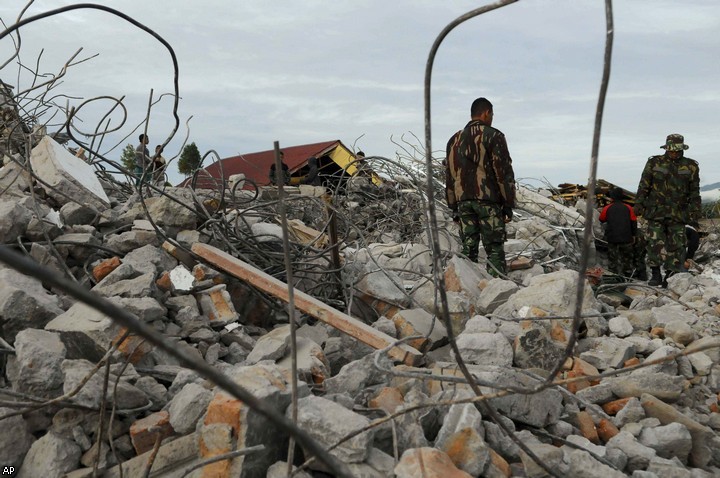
<box><xmin>30</xmin><ymin>135</ymin><xmax>109</xmax><ymax>207</ymax></box>
<box><xmin>567</xmin><ymin>449</ymin><xmax>626</xmax><ymax>478</ymax></box>
<box><xmin>623</xmin><ymin>310</ymin><xmax>653</xmax><ymax>332</ymax></box>
<box><xmin>609</xmin><ymin>371</ymin><xmax>685</xmax><ymax>402</ymax></box>
<box><xmin>61</xmin><ymin>359</ymin><xmax>149</xmax><ymax>409</ymax></box>
<box><xmin>579</xmin><ymin>337</ymin><xmax>636</xmax><ymax>370</ymax></box>
<box><xmin>0</xmin><ymin>407</ymin><xmax>35</xmax><ymax>468</ymax></box>
<box><xmin>639</xmin><ymin>422</ymin><xmax>692</xmax><ymax>463</ymax></box>
<box><xmin>512</xmin><ymin>321</ymin><xmax>566</xmax><ymax>371</ymax></box>
<box><xmin>576</xmin><ymin>382</ymin><xmax>615</xmax><ymax>404</ymax></box>
<box><xmin>638</xmin><ymin>345</ymin><xmax>679</xmax><ymax>375</ymax></box>
<box><xmin>435</xmin><ymin>401</ymin><xmax>484</xmax><ymax>448</ymax></box>
<box><xmin>108</xmin><ymin>296</ymin><xmax>167</xmax><ymax>322</ymax></box>
<box><xmin>356</xmin><ymin>268</ymin><xmax>410</xmax><ymax>307</ymax></box>
<box><xmin>105</xmin><ymin>230</ymin><xmax>159</xmax><ymax>254</ymax></box>
<box><xmin>685</xmin><ymin>336</ymin><xmax>720</xmax><ymax>363</ymax></box>
<box><xmin>477</xmin><ymin>278</ymin><xmax>519</xmax><ymax>314</ymax></box>
<box><xmin>609</xmin><ymin>315</ymin><xmax>634</xmax><ymax>338</ymax></box>
<box><xmin>640</xmin><ymin>393</ymin><xmax>715</xmax><ymax>469</ymax></box>
<box><xmin>493</xmin><ymin>269</ymin><xmax>602</xmax><ymax>320</ymax></box>
<box><xmin>134</xmin><ymin>376</ymin><xmax>168</xmax><ymax>410</ymax></box>
<box><xmin>0</xmin><ymin>161</ymin><xmax>31</xmax><ymax>197</ymax></box>
<box><xmin>614</xmin><ymin>397</ymin><xmax>646</xmax><ymax>427</ymax></box>
<box><xmin>119</xmin><ymin>187</ymin><xmax>198</xmax><ymax>233</ymax></box>
<box><xmin>266</xmin><ymin>461</ymin><xmax>312</xmax><ymax>478</ymax></box>
<box><xmin>59</xmin><ymin>202</ymin><xmax>97</xmax><ymax>226</ymax></box>
<box><xmin>453</xmin><ymin>332</ymin><xmax>513</xmax><ymax>367</ymax></box>
<box><xmin>6</xmin><ymin>329</ymin><xmax>66</xmax><ymax>397</ymax></box>
<box><xmin>0</xmin><ymin>265</ymin><xmax>64</xmax><ymax>343</ymax></box>
<box><xmin>520</xmin><ymin>440</ymin><xmax>566</xmax><ymax>478</ymax></box>
<box><xmin>296</xmin><ymin>323</ymin><xmax>331</xmax><ymax>346</ymax></box>
<box><xmin>46</xmin><ymin>301</ymin><xmax>149</xmax><ymax>362</ymax></box>
<box><xmin>646</xmin><ymin>456</ymin><xmax>692</xmax><ymax>478</ymax></box>
<box><xmin>277</xmin><ymin>336</ymin><xmax>331</xmax><ymax>383</ymax></box>
<box><xmin>54</xmin><ymin>232</ymin><xmax>101</xmax><ymax>262</ymax></box>
<box><xmin>649</xmin><ymin>305</ymin><xmax>698</xmax><ymax>328</ymax></box>
<box><xmin>324</xmin><ymin>351</ymin><xmax>393</xmax><ymax>396</ymax></box>
<box><xmin>18</xmin><ymin>431</ymin><xmax>82</xmax><ymax>478</ymax></box>
<box><xmin>0</xmin><ymin>199</ymin><xmax>32</xmax><ymax>243</ymax></box>
<box><xmin>392</xmin><ymin>308</ymin><xmax>448</xmax><ymax>351</ymax></box>
<box><xmin>607</xmin><ymin>431</ymin><xmax>657</xmax><ymax>472</ymax></box>
<box><xmin>411</xmin><ymin>282</ymin><xmax>473</xmax><ymax>335</ymax></box>
<box><xmin>167</xmin><ymin>382</ymin><xmax>212</xmax><ymax>434</ymax></box>
<box><xmin>371</xmin><ymin>316</ymin><xmax>396</xmax><ymax>337</ymax></box>
<box><xmin>687</xmin><ymin>351</ymin><xmax>713</xmax><ymax>376</ymax></box>
<box><xmin>293</xmin><ymin>395</ymin><xmax>374</xmax><ymax>463</ymax></box>
<box><xmin>438</xmin><ymin>426</ymin><xmax>490</xmax><ymax>476</ymax></box>
<box><xmin>246</xmin><ymin>325</ymin><xmax>290</xmax><ymax>364</ymax></box>
<box><xmin>462</xmin><ymin>315</ymin><xmax>497</xmax><ymax>334</ymax></box>
<box><xmin>92</xmin><ymin>270</ymin><xmax>158</xmax><ymax>299</ymax></box>
<box><xmin>29</xmin><ymin>242</ymin><xmax>66</xmax><ymax>277</ymax></box>
<box><xmin>121</xmin><ymin>244</ymin><xmax>177</xmax><ymax>275</ymax></box>
<box><xmin>664</xmin><ymin>320</ymin><xmax>696</xmax><ymax>345</ymax></box>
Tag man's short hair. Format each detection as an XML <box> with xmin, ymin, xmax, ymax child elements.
<box><xmin>139</xmin><ymin>133</ymin><xmax>147</xmax><ymax>142</ymax></box>
<box><xmin>471</xmin><ymin>97</ymin><xmax>493</xmax><ymax>117</ymax></box>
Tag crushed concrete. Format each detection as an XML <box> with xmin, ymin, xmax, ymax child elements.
<box><xmin>0</xmin><ymin>129</ymin><xmax>719</xmax><ymax>477</ymax></box>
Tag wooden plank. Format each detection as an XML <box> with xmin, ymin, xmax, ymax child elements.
<box><xmin>191</xmin><ymin>243</ymin><xmax>423</xmax><ymax>366</ymax></box>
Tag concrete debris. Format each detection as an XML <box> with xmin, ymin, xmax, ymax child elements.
<box><xmin>1</xmin><ymin>130</ymin><xmax>720</xmax><ymax>477</ymax></box>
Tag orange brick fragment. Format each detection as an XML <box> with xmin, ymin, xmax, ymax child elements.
<box><xmin>566</xmin><ymin>371</ymin><xmax>591</xmax><ymax>394</ymax></box>
<box><xmin>204</xmin><ymin>392</ymin><xmax>242</xmax><ymax>436</ymax></box>
<box><xmin>550</xmin><ymin>323</ymin><xmax>566</xmax><ymax>342</ymax></box>
<box><xmin>368</xmin><ymin>387</ymin><xmax>404</xmax><ymax>414</ymax></box>
<box><xmin>576</xmin><ymin>411</ymin><xmax>599</xmax><ymax>444</ymax></box>
<box><xmin>156</xmin><ymin>271</ymin><xmax>172</xmax><ymax>291</ymax></box>
<box><xmin>597</xmin><ymin>418</ymin><xmax>620</xmax><ymax>443</ymax></box>
<box><xmin>650</xmin><ymin>327</ymin><xmax>665</xmax><ymax>338</ymax></box>
<box><xmin>709</xmin><ymin>403</ymin><xmax>719</xmax><ymax>413</ymax></box>
<box><xmin>93</xmin><ymin>256</ymin><xmax>121</xmax><ymax>282</ymax></box>
<box><xmin>624</xmin><ymin>357</ymin><xmax>640</xmax><ymax>367</ymax></box>
<box><xmin>602</xmin><ymin>397</ymin><xmax>633</xmax><ymax>416</ymax></box>
<box><xmin>489</xmin><ymin>449</ymin><xmax>511</xmax><ymax>478</ymax></box>
<box><xmin>129</xmin><ymin>410</ymin><xmax>174</xmax><ymax>455</ymax></box>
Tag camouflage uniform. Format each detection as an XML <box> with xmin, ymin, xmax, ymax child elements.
<box><xmin>634</xmin><ymin>134</ymin><xmax>700</xmax><ymax>274</ymax></box>
<box><xmin>446</xmin><ymin>120</ymin><xmax>515</xmax><ymax>276</ymax></box>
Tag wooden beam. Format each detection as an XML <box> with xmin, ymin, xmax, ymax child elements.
<box><xmin>191</xmin><ymin>243</ymin><xmax>423</xmax><ymax>366</ymax></box>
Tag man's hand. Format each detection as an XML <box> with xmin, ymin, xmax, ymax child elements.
<box><xmin>502</xmin><ymin>205</ymin><xmax>513</xmax><ymax>223</ymax></box>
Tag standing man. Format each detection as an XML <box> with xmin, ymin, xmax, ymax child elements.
<box><xmin>634</xmin><ymin>134</ymin><xmax>701</xmax><ymax>287</ymax></box>
<box><xmin>445</xmin><ymin>97</ymin><xmax>516</xmax><ymax>277</ymax></box>
<box><xmin>134</xmin><ymin>134</ymin><xmax>150</xmax><ymax>187</ymax></box>
<box><xmin>599</xmin><ymin>187</ymin><xmax>637</xmax><ymax>277</ymax></box>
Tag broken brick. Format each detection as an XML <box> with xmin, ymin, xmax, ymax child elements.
<box><xmin>597</xmin><ymin>418</ymin><xmax>620</xmax><ymax>443</ymax></box>
<box><xmin>368</xmin><ymin>387</ymin><xmax>404</xmax><ymax>414</ymax></box>
<box><xmin>575</xmin><ymin>411</ymin><xmax>599</xmax><ymax>444</ymax></box>
<box><xmin>92</xmin><ymin>256</ymin><xmax>121</xmax><ymax>282</ymax></box>
<box><xmin>602</xmin><ymin>397</ymin><xmax>633</xmax><ymax>416</ymax></box>
<box><xmin>129</xmin><ymin>410</ymin><xmax>174</xmax><ymax>455</ymax></box>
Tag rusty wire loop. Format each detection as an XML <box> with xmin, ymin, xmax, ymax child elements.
<box><xmin>421</xmin><ymin>1</ymin><xmax>614</xmax><ymax>476</ymax></box>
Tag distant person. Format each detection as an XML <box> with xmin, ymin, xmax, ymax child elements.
<box><xmin>684</xmin><ymin>224</ymin><xmax>700</xmax><ymax>269</ymax></box>
<box><xmin>269</xmin><ymin>151</ymin><xmax>290</xmax><ymax>185</ymax></box>
<box><xmin>152</xmin><ymin>144</ymin><xmax>167</xmax><ymax>185</ymax></box>
<box><xmin>599</xmin><ymin>187</ymin><xmax>637</xmax><ymax>277</ymax></box>
<box><xmin>634</xmin><ymin>134</ymin><xmax>701</xmax><ymax>287</ymax></box>
<box><xmin>445</xmin><ymin>97</ymin><xmax>515</xmax><ymax>277</ymax></box>
<box><xmin>303</xmin><ymin>156</ymin><xmax>321</xmax><ymax>185</ymax></box>
<box><xmin>134</xmin><ymin>134</ymin><xmax>150</xmax><ymax>187</ymax></box>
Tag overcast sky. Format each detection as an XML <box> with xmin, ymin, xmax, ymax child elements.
<box><xmin>1</xmin><ymin>0</ymin><xmax>719</xmax><ymax>190</ymax></box>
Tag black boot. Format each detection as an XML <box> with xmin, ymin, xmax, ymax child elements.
<box><xmin>662</xmin><ymin>270</ymin><xmax>675</xmax><ymax>288</ymax></box>
<box><xmin>648</xmin><ymin>267</ymin><xmax>662</xmax><ymax>287</ymax></box>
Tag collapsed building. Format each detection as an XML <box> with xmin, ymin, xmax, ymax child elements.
<box><xmin>1</xmin><ymin>76</ymin><xmax>720</xmax><ymax>478</ymax></box>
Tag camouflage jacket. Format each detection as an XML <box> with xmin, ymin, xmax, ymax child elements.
<box><xmin>634</xmin><ymin>153</ymin><xmax>700</xmax><ymax>224</ymax></box>
<box><xmin>445</xmin><ymin>120</ymin><xmax>515</xmax><ymax>210</ymax></box>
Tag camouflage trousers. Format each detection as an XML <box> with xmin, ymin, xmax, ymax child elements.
<box><xmin>458</xmin><ymin>201</ymin><xmax>506</xmax><ymax>276</ymax></box>
<box><xmin>606</xmin><ymin>242</ymin><xmax>635</xmax><ymax>276</ymax></box>
<box><xmin>645</xmin><ymin>220</ymin><xmax>686</xmax><ymax>271</ymax></box>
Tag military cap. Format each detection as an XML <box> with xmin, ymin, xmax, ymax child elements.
<box><xmin>660</xmin><ymin>133</ymin><xmax>689</xmax><ymax>151</ymax></box>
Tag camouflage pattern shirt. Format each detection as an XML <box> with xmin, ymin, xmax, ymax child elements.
<box><xmin>634</xmin><ymin>153</ymin><xmax>700</xmax><ymax>224</ymax></box>
<box><xmin>445</xmin><ymin>120</ymin><xmax>515</xmax><ymax>210</ymax></box>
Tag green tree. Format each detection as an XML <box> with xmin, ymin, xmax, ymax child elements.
<box><xmin>120</xmin><ymin>143</ymin><xmax>136</xmax><ymax>171</ymax></box>
<box><xmin>178</xmin><ymin>142</ymin><xmax>202</xmax><ymax>176</ymax></box>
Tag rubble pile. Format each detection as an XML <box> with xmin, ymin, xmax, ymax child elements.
<box><xmin>1</xmin><ymin>127</ymin><xmax>720</xmax><ymax>476</ymax></box>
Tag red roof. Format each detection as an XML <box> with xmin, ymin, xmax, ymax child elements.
<box><xmin>185</xmin><ymin>140</ymin><xmax>341</xmax><ymax>189</ymax></box>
